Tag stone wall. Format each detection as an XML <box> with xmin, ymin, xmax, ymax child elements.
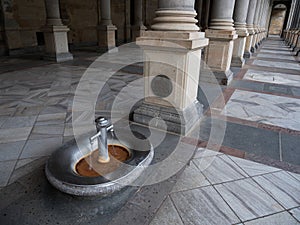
<box><xmin>13</xmin><ymin>0</ymin><xmax>46</xmax><ymax>48</ymax></box>
<box><xmin>0</xmin><ymin>0</ymin><xmax>162</xmax><ymax>52</ymax></box>
<box><xmin>60</xmin><ymin>0</ymin><xmax>98</xmax><ymax>46</ymax></box>
<box><xmin>269</xmin><ymin>8</ymin><xmax>286</xmax><ymax>35</ymax></box>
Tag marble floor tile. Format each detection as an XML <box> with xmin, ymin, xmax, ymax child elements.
<box><xmin>244</xmin><ymin>70</ymin><xmax>300</xmax><ymax>87</ymax></box>
<box><xmin>0</xmin><ymin>160</ymin><xmax>16</xmax><ymax>187</ymax></box>
<box><xmin>171</xmin><ymin>162</ymin><xmax>210</xmax><ymax>193</ymax></box>
<box><xmin>244</xmin><ymin>211</ymin><xmax>299</xmax><ymax>225</ymax></box>
<box><xmin>193</xmin><ymin>148</ymin><xmax>223</xmax><ymax>159</ymax></box>
<box><xmin>253</xmin><ymin>59</ymin><xmax>300</xmax><ymax>71</ymax></box>
<box><xmin>257</xmin><ymin>53</ymin><xmax>295</xmax><ymax>61</ymax></box>
<box><xmin>149</xmin><ymin>197</ymin><xmax>183</xmax><ymax>225</ymax></box>
<box><xmin>0</xmin><ymin>116</ymin><xmax>36</xmax><ymax>129</ymax></box>
<box><xmin>222</xmin><ymin>90</ymin><xmax>300</xmax><ymax>131</ymax></box>
<box><xmin>215</xmin><ymin>178</ymin><xmax>284</xmax><ymax>222</ymax></box>
<box><xmin>29</xmin><ymin>124</ymin><xmax>65</xmax><ymax>139</ymax></box>
<box><xmin>260</xmin><ymin>49</ymin><xmax>293</xmax><ymax>55</ymax></box>
<box><xmin>193</xmin><ymin>155</ymin><xmax>248</xmax><ymax>185</ymax></box>
<box><xmin>15</xmin><ymin>157</ymin><xmax>40</xmax><ymax>169</ymax></box>
<box><xmin>35</xmin><ymin>113</ymin><xmax>66</xmax><ymax>126</ymax></box>
<box><xmin>0</xmin><ymin>116</ymin><xmax>7</xmax><ymax>127</ymax></box>
<box><xmin>228</xmin><ymin>156</ymin><xmax>281</xmax><ymax>177</ymax></box>
<box><xmin>0</xmin><ymin>127</ymin><xmax>32</xmax><ymax>144</ymax></box>
<box><xmin>0</xmin><ymin>141</ymin><xmax>25</xmax><ymax>162</ymax></box>
<box><xmin>253</xmin><ymin>171</ymin><xmax>300</xmax><ymax>209</ymax></box>
<box><xmin>288</xmin><ymin>172</ymin><xmax>300</xmax><ymax>181</ymax></box>
<box><xmin>289</xmin><ymin>207</ymin><xmax>300</xmax><ymax>222</ymax></box>
<box><xmin>20</xmin><ymin>137</ymin><xmax>63</xmax><ymax>159</ymax></box>
<box><xmin>170</xmin><ymin>186</ymin><xmax>240</xmax><ymax>225</ymax></box>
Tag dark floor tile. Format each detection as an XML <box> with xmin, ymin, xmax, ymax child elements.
<box><xmin>281</xmin><ymin>133</ymin><xmax>300</xmax><ymax>166</ymax></box>
<box><xmin>199</xmin><ymin>117</ymin><xmax>280</xmax><ymax>161</ymax></box>
<box><xmin>230</xmin><ymin>80</ymin><xmax>264</xmax><ymax>92</ymax></box>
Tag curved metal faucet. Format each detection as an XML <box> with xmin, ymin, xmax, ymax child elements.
<box><xmin>90</xmin><ymin>117</ymin><xmax>113</xmax><ymax>163</ymax></box>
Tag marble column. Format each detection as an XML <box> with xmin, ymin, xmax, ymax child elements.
<box><xmin>132</xmin><ymin>0</ymin><xmax>147</xmax><ymax>41</ymax></box>
<box><xmin>43</xmin><ymin>0</ymin><xmax>73</xmax><ymax>62</ymax></box>
<box><xmin>244</xmin><ymin>0</ymin><xmax>258</xmax><ymax>58</ymax></box>
<box><xmin>251</xmin><ymin>0</ymin><xmax>263</xmax><ymax>51</ymax></box>
<box><xmin>134</xmin><ymin>0</ymin><xmax>209</xmax><ymax>134</ymax></box>
<box><xmin>98</xmin><ymin>0</ymin><xmax>117</xmax><ymax>52</ymax></box>
<box><xmin>203</xmin><ymin>0</ymin><xmax>237</xmax><ymax>85</ymax></box>
<box><xmin>125</xmin><ymin>0</ymin><xmax>131</xmax><ymax>42</ymax></box>
<box><xmin>231</xmin><ymin>0</ymin><xmax>250</xmax><ymax>67</ymax></box>
<box><xmin>195</xmin><ymin>0</ymin><xmax>203</xmax><ymax>30</ymax></box>
<box><xmin>0</xmin><ymin>0</ymin><xmax>23</xmax><ymax>55</ymax></box>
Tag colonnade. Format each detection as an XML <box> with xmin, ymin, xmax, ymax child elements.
<box><xmin>283</xmin><ymin>0</ymin><xmax>300</xmax><ymax>56</ymax></box>
<box><xmin>0</xmin><ymin>0</ymin><xmax>297</xmax><ymax>67</ymax></box>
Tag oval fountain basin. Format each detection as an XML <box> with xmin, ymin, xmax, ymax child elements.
<box><xmin>45</xmin><ymin>130</ymin><xmax>153</xmax><ymax>197</ymax></box>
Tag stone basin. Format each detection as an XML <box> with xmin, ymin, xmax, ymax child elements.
<box><xmin>45</xmin><ymin>129</ymin><xmax>153</xmax><ymax>197</ymax></box>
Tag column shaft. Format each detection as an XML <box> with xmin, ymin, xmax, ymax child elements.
<box><xmin>203</xmin><ymin>0</ymin><xmax>237</xmax><ymax>85</ymax></box>
<box><xmin>98</xmin><ymin>0</ymin><xmax>117</xmax><ymax>52</ymax></box>
<box><xmin>132</xmin><ymin>0</ymin><xmax>146</xmax><ymax>41</ymax></box>
<box><xmin>244</xmin><ymin>0</ymin><xmax>258</xmax><ymax>58</ymax></box>
<box><xmin>232</xmin><ymin>0</ymin><xmax>250</xmax><ymax>67</ymax></box>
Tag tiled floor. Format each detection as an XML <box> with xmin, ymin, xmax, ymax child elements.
<box><xmin>0</xmin><ymin>37</ymin><xmax>300</xmax><ymax>225</ymax></box>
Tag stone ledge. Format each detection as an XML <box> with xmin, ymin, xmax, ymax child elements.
<box><xmin>137</xmin><ymin>31</ymin><xmax>209</xmax><ymax>50</ymax></box>
<box><xmin>205</xmin><ymin>29</ymin><xmax>238</xmax><ymax>41</ymax></box>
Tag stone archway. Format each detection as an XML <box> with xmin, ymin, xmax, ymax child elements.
<box><xmin>269</xmin><ymin>4</ymin><xmax>287</xmax><ymax>36</ymax></box>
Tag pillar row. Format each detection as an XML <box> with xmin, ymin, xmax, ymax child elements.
<box><xmin>231</xmin><ymin>0</ymin><xmax>250</xmax><ymax>67</ymax></box>
<box><xmin>43</xmin><ymin>0</ymin><xmax>73</xmax><ymax>62</ymax></box>
<box><xmin>203</xmin><ymin>0</ymin><xmax>237</xmax><ymax>85</ymax></box>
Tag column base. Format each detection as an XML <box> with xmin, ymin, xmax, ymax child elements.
<box><xmin>244</xmin><ymin>51</ymin><xmax>251</xmax><ymax>58</ymax></box>
<box><xmin>98</xmin><ymin>24</ymin><xmax>117</xmax><ymax>52</ymax></box>
<box><xmin>204</xmin><ymin>29</ymin><xmax>237</xmax><ymax>86</ymax></box>
<box><xmin>133</xmin><ymin>101</ymin><xmax>203</xmax><ymax>135</ymax></box>
<box><xmin>200</xmin><ymin>69</ymin><xmax>233</xmax><ymax>86</ymax></box>
<box><xmin>131</xmin><ymin>25</ymin><xmax>147</xmax><ymax>41</ymax></box>
<box><xmin>43</xmin><ymin>25</ymin><xmax>73</xmax><ymax>62</ymax></box>
<box><xmin>231</xmin><ymin>35</ymin><xmax>247</xmax><ymax>68</ymax></box>
<box><xmin>44</xmin><ymin>52</ymin><xmax>73</xmax><ymax>62</ymax></box>
<box><xmin>231</xmin><ymin>57</ymin><xmax>245</xmax><ymax>67</ymax></box>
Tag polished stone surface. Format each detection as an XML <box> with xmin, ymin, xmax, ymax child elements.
<box><xmin>257</xmin><ymin>53</ymin><xmax>295</xmax><ymax>60</ymax></box>
<box><xmin>253</xmin><ymin>59</ymin><xmax>300</xmax><ymax>71</ymax></box>
<box><xmin>244</xmin><ymin>69</ymin><xmax>300</xmax><ymax>87</ymax></box>
<box><xmin>222</xmin><ymin>90</ymin><xmax>300</xmax><ymax>131</ymax></box>
<box><xmin>215</xmin><ymin>178</ymin><xmax>284</xmax><ymax>221</ymax></box>
<box><xmin>244</xmin><ymin>211</ymin><xmax>299</xmax><ymax>225</ymax></box>
<box><xmin>253</xmin><ymin>171</ymin><xmax>300</xmax><ymax>209</ymax></box>
<box><xmin>171</xmin><ymin>186</ymin><xmax>240</xmax><ymax>225</ymax></box>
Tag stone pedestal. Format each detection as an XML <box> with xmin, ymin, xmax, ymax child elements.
<box><xmin>43</xmin><ymin>0</ymin><xmax>73</xmax><ymax>62</ymax></box>
<box><xmin>244</xmin><ymin>28</ymin><xmax>254</xmax><ymax>58</ymax></box>
<box><xmin>134</xmin><ymin>31</ymin><xmax>208</xmax><ymax>134</ymax></box>
<box><xmin>232</xmin><ymin>30</ymin><xmax>248</xmax><ymax>67</ymax></box>
<box><xmin>251</xmin><ymin>28</ymin><xmax>259</xmax><ymax>52</ymax></box>
<box><xmin>43</xmin><ymin>25</ymin><xmax>73</xmax><ymax>62</ymax></box>
<box><xmin>132</xmin><ymin>25</ymin><xmax>147</xmax><ymax>42</ymax></box>
<box><xmin>203</xmin><ymin>29</ymin><xmax>237</xmax><ymax>85</ymax></box>
<box><xmin>97</xmin><ymin>25</ymin><xmax>118</xmax><ymax>52</ymax></box>
<box><xmin>98</xmin><ymin>0</ymin><xmax>117</xmax><ymax>52</ymax></box>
